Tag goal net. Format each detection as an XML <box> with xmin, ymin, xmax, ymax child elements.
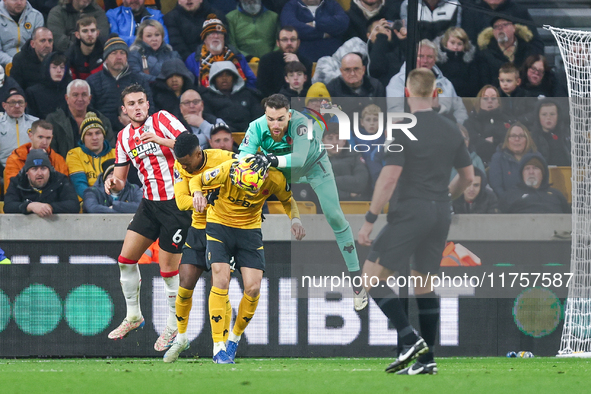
<box><xmin>547</xmin><ymin>25</ymin><xmax>591</xmax><ymax>358</ymax></box>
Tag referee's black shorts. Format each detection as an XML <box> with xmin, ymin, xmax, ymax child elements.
<box><xmin>128</xmin><ymin>198</ymin><xmax>191</xmax><ymax>254</ymax></box>
<box><xmin>180</xmin><ymin>227</ymin><xmax>208</xmax><ymax>270</ymax></box>
<box><xmin>367</xmin><ymin>199</ymin><xmax>451</xmax><ymax>275</ymax></box>
<box><xmin>205</xmin><ymin>222</ymin><xmax>265</xmax><ymax>271</ymax></box>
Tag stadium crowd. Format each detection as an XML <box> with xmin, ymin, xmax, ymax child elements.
<box><xmin>0</xmin><ymin>0</ymin><xmax>576</xmax><ymax>215</ymax></box>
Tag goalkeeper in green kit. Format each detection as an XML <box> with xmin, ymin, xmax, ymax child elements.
<box><xmin>239</xmin><ymin>94</ymin><xmax>368</xmax><ymax>310</ymax></box>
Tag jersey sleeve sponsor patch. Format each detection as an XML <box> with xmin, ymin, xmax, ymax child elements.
<box><xmin>205</xmin><ymin>168</ymin><xmax>221</xmax><ymax>182</ymax></box>
<box><xmin>173</xmin><ymin>168</ymin><xmax>182</xmax><ymax>184</ymax></box>
<box><xmin>296</xmin><ymin>124</ymin><xmax>307</xmax><ymax>136</ymax></box>
<box><xmin>243</xmin><ymin>135</ymin><xmax>250</xmax><ymax>146</ymax></box>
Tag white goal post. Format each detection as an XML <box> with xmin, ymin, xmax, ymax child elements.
<box><xmin>547</xmin><ymin>25</ymin><xmax>591</xmax><ymax>358</ymax></box>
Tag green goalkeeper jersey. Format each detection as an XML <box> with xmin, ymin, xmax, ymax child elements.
<box><xmin>238</xmin><ymin>110</ymin><xmax>325</xmax><ymax>182</ymax></box>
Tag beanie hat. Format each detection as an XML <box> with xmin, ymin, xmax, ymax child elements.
<box><xmin>4</xmin><ymin>87</ymin><xmax>25</xmax><ymax>103</ymax></box>
<box><xmin>523</xmin><ymin>156</ymin><xmax>545</xmax><ymax>174</ymax></box>
<box><xmin>305</xmin><ymin>82</ymin><xmax>331</xmax><ymax>106</ymax></box>
<box><xmin>24</xmin><ymin>149</ymin><xmax>52</xmax><ymax>172</ymax></box>
<box><xmin>102</xmin><ymin>158</ymin><xmax>116</xmax><ymax>182</ymax></box>
<box><xmin>80</xmin><ymin>112</ymin><xmax>106</xmax><ymax>140</ymax></box>
<box><xmin>103</xmin><ymin>34</ymin><xmax>129</xmax><ymax>59</ymax></box>
<box><xmin>200</xmin><ymin>14</ymin><xmax>227</xmax><ymax>41</ymax></box>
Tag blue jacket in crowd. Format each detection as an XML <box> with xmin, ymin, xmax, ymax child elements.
<box><xmin>106</xmin><ymin>6</ymin><xmax>169</xmax><ymax>46</ymax></box>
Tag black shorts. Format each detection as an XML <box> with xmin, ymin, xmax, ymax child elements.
<box><xmin>128</xmin><ymin>199</ymin><xmax>191</xmax><ymax>254</ymax></box>
<box><xmin>206</xmin><ymin>222</ymin><xmax>265</xmax><ymax>271</ymax></box>
<box><xmin>367</xmin><ymin>199</ymin><xmax>451</xmax><ymax>275</ymax></box>
<box><xmin>180</xmin><ymin>227</ymin><xmax>208</xmax><ymax>270</ymax></box>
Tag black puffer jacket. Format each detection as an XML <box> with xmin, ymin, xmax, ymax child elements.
<box><xmin>500</xmin><ymin>152</ymin><xmax>570</xmax><ymax>213</ymax></box>
<box><xmin>87</xmin><ymin>65</ymin><xmax>153</xmax><ymax>132</ymax></box>
<box><xmin>10</xmin><ymin>40</ymin><xmax>44</xmax><ymax>90</ymax></box>
<box><xmin>4</xmin><ymin>169</ymin><xmax>80</xmax><ymax>214</ymax></box>
<box><xmin>151</xmin><ymin>58</ymin><xmax>195</xmax><ymax>118</ymax></box>
<box><xmin>163</xmin><ymin>1</ymin><xmax>226</xmax><ymax>61</ymax></box>
<box><xmin>25</xmin><ymin>52</ymin><xmax>72</xmax><ymax>119</ymax></box>
<box><xmin>435</xmin><ymin>35</ymin><xmax>479</xmax><ymax>97</ymax></box>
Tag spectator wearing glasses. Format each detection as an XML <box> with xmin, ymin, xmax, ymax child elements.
<box><xmin>326</xmin><ymin>52</ymin><xmax>385</xmax><ymax>114</ymax></box>
<box><xmin>256</xmin><ymin>26</ymin><xmax>312</xmax><ymax>97</ymax></box>
<box><xmin>178</xmin><ymin>89</ymin><xmax>222</xmax><ymax>149</ymax></box>
<box><xmin>488</xmin><ymin>121</ymin><xmax>537</xmax><ymax>198</ymax></box>
<box><xmin>520</xmin><ymin>54</ymin><xmax>568</xmax><ymax>98</ymax></box>
<box><xmin>0</xmin><ymin>88</ymin><xmax>38</xmax><ymax>169</ymax></box>
<box><xmin>476</xmin><ymin>16</ymin><xmax>542</xmax><ymax>87</ymax></box>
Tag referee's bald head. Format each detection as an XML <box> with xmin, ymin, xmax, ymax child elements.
<box><xmin>405</xmin><ymin>68</ymin><xmax>437</xmax><ymax>98</ymax></box>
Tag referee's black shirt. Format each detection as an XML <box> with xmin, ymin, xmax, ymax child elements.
<box><xmin>385</xmin><ymin>110</ymin><xmax>472</xmax><ymax>202</ymax></box>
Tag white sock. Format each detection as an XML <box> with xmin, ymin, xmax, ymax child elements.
<box><xmin>163</xmin><ymin>273</ymin><xmax>179</xmax><ymax>329</ymax></box>
<box><xmin>119</xmin><ymin>263</ymin><xmax>142</xmax><ymax>321</ymax></box>
<box><xmin>177</xmin><ymin>332</ymin><xmax>188</xmax><ymax>344</ymax></box>
<box><xmin>213</xmin><ymin>341</ymin><xmax>226</xmax><ymax>356</ymax></box>
<box><xmin>228</xmin><ymin>332</ymin><xmax>241</xmax><ymax>343</ymax></box>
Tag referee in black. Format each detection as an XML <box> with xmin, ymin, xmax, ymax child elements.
<box><xmin>358</xmin><ymin>68</ymin><xmax>474</xmax><ymax>375</ymax></box>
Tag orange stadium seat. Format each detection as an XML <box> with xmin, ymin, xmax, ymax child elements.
<box><xmin>233</xmin><ymin>132</ymin><xmax>246</xmax><ymax>146</ymax></box>
<box><xmin>267</xmin><ymin>200</ymin><xmax>317</xmax><ymax>214</ymax></box>
<box><xmin>248</xmin><ymin>61</ymin><xmax>259</xmax><ymax>77</ymax></box>
<box><xmin>548</xmin><ymin>166</ymin><xmax>572</xmax><ymax>204</ymax></box>
<box><xmin>340</xmin><ymin>201</ymin><xmax>370</xmax><ymax>214</ymax></box>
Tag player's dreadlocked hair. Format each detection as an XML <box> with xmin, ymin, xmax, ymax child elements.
<box><xmin>121</xmin><ymin>83</ymin><xmax>147</xmax><ymax>104</ymax></box>
<box><xmin>262</xmin><ymin>93</ymin><xmax>290</xmax><ymax>111</ymax></box>
<box><xmin>174</xmin><ymin>131</ymin><xmax>200</xmax><ymax>158</ymax></box>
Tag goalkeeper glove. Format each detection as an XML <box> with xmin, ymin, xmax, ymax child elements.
<box><xmin>249</xmin><ymin>154</ymin><xmax>278</xmax><ymax>172</ymax></box>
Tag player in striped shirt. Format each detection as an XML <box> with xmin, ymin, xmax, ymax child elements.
<box><xmin>104</xmin><ymin>83</ymin><xmax>192</xmax><ymax>352</ymax></box>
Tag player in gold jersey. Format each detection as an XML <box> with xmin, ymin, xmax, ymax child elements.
<box><xmin>191</xmin><ymin>156</ymin><xmax>305</xmax><ymax>364</ymax></box>
<box><xmin>163</xmin><ymin>131</ymin><xmax>236</xmax><ymax>363</ymax></box>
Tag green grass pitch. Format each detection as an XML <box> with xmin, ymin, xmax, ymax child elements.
<box><xmin>1</xmin><ymin>357</ymin><xmax>590</xmax><ymax>393</ymax></box>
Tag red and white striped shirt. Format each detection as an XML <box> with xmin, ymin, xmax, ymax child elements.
<box><xmin>115</xmin><ymin>111</ymin><xmax>186</xmax><ymax>201</ymax></box>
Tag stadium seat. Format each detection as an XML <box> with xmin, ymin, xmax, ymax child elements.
<box><xmin>233</xmin><ymin>132</ymin><xmax>245</xmax><ymax>146</ymax></box>
<box><xmin>5</xmin><ymin>63</ymin><xmax>11</xmax><ymax>77</ymax></box>
<box><xmin>548</xmin><ymin>166</ymin><xmax>572</xmax><ymax>204</ymax></box>
<box><xmin>340</xmin><ymin>201</ymin><xmax>370</xmax><ymax>214</ymax></box>
<box><xmin>267</xmin><ymin>200</ymin><xmax>317</xmax><ymax>214</ymax></box>
<box><xmin>311</xmin><ymin>62</ymin><xmax>317</xmax><ymax>78</ymax></box>
<box><xmin>248</xmin><ymin>62</ymin><xmax>258</xmax><ymax>77</ymax></box>
<box><xmin>0</xmin><ymin>201</ymin><xmax>3</xmax><ymax>214</ymax></box>
<box><xmin>336</xmin><ymin>0</ymin><xmax>350</xmax><ymax>11</ymax></box>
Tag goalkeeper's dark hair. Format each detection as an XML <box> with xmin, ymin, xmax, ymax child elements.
<box><xmin>174</xmin><ymin>131</ymin><xmax>200</xmax><ymax>158</ymax></box>
<box><xmin>262</xmin><ymin>94</ymin><xmax>290</xmax><ymax>111</ymax></box>
<box><xmin>121</xmin><ymin>83</ymin><xmax>147</xmax><ymax>104</ymax></box>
